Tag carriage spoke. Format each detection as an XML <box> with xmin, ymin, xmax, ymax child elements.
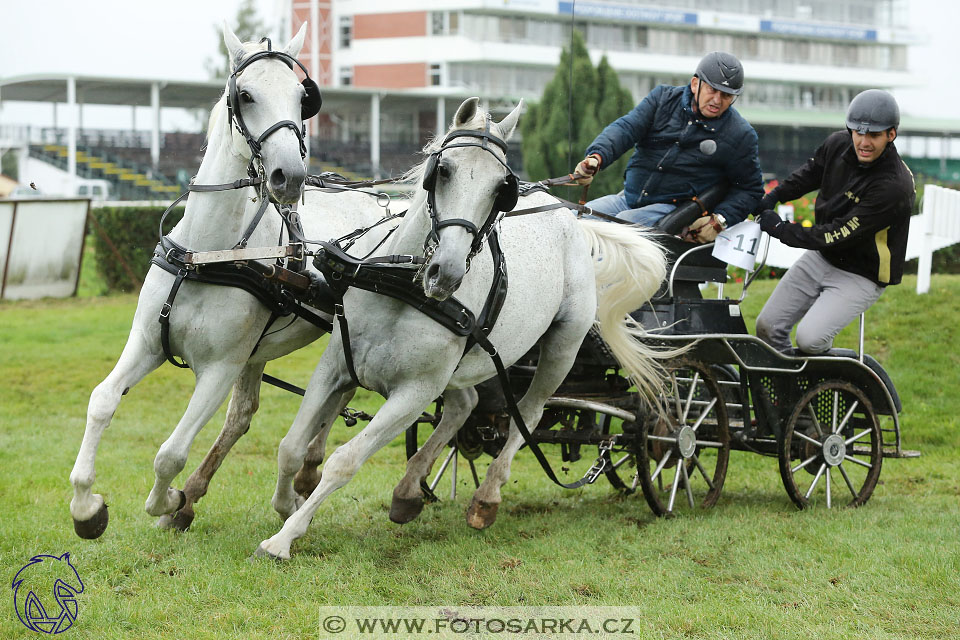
<box><xmin>689</xmin><ymin>398</ymin><xmax>718</xmax><ymax>432</ymax></box>
<box><xmin>843</xmin><ymin>454</ymin><xmax>873</xmax><ymax>469</ymax></box>
<box><xmin>694</xmin><ymin>439</ymin><xmax>724</xmax><ymax>448</ymax></box>
<box><xmin>845</xmin><ymin>428</ymin><xmax>872</xmax><ymax>446</ymax></box>
<box><xmin>667</xmin><ymin>463</ymin><xmax>682</xmax><ymax>512</ymax></box>
<box><xmin>681</xmin><ymin>462</ymin><xmax>695</xmax><ymax>508</ymax></box>
<box><xmin>650</xmin><ymin>449</ymin><xmax>673</xmax><ymax>483</ymax></box>
<box><xmin>428</xmin><ymin>446</ymin><xmax>458</xmax><ymax>492</ymax></box>
<box><xmin>804</xmin><ymin>463</ymin><xmax>827</xmax><ymax>499</ymax></box>
<box><xmin>670</xmin><ymin>374</ymin><xmax>683</xmax><ymax>424</ymax></box>
<box><xmin>805</xmin><ymin>405</ymin><xmax>825</xmax><ymax>437</ymax></box>
<box><xmin>691</xmin><ymin>454</ymin><xmax>716</xmax><ymax>491</ymax></box>
<box><xmin>647</xmin><ymin>435</ymin><xmax>677</xmax><ymax>443</ymax></box>
<box><xmin>825</xmin><ymin>468</ymin><xmax>832</xmax><ymax>509</ymax></box>
<box><xmin>794</xmin><ymin>430</ymin><xmax>822</xmax><ymax>447</ymax></box>
<box><xmin>838</xmin><ymin>463</ymin><xmax>860</xmax><ymax>500</ymax></box>
<box><xmin>836</xmin><ymin>401</ymin><xmax>859</xmax><ymax>434</ymax></box>
<box><xmin>468</xmin><ymin>458</ymin><xmax>480</xmax><ymax>488</ymax></box>
<box><xmin>831</xmin><ymin>391</ymin><xmax>840</xmax><ymax>433</ymax></box>
<box><xmin>791</xmin><ymin>453</ymin><xmax>820</xmax><ymax>474</ymax></box>
<box><xmin>681</xmin><ymin>371</ymin><xmax>699</xmax><ymax>424</ymax></box>
<box><xmin>610</xmin><ymin>452</ymin><xmax>633</xmax><ymax>470</ymax></box>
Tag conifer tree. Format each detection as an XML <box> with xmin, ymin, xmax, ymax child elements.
<box><xmin>521</xmin><ymin>30</ymin><xmax>636</xmax><ymax>200</ymax></box>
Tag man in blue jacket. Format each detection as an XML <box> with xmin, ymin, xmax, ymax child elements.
<box><xmin>574</xmin><ymin>51</ymin><xmax>764</xmax><ymax>243</ymax></box>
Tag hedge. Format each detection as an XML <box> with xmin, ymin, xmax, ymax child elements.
<box><xmin>89</xmin><ymin>206</ymin><xmax>184</xmax><ymax>293</ymax></box>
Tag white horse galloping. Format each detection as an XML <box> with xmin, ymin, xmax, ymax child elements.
<box><xmin>255</xmin><ymin>97</ymin><xmax>669</xmax><ymax>560</ymax></box>
<box><xmin>69</xmin><ymin>23</ymin><xmax>394</xmax><ymax>538</ymax></box>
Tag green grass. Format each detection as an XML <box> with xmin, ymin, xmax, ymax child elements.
<box><xmin>1</xmin><ymin>275</ymin><xmax>958</xmax><ymax>639</ymax></box>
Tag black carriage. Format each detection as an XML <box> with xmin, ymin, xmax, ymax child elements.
<box><xmin>407</xmin><ymin>189</ymin><xmax>917</xmax><ymax>516</ymax></box>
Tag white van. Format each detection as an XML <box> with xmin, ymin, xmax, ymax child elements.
<box><xmin>75</xmin><ymin>179</ymin><xmax>112</xmax><ymax>201</ymax></box>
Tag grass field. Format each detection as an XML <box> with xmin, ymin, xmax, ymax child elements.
<box><xmin>1</xmin><ymin>260</ymin><xmax>958</xmax><ymax>639</ymax></box>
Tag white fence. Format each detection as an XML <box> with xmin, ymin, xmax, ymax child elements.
<box><xmin>763</xmin><ymin>184</ymin><xmax>960</xmax><ymax>294</ymax></box>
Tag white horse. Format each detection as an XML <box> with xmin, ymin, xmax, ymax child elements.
<box><xmin>254</xmin><ymin>97</ymin><xmax>669</xmax><ymax>560</ymax></box>
<box><xmin>69</xmin><ymin>23</ymin><xmax>395</xmax><ymax>538</ymax></box>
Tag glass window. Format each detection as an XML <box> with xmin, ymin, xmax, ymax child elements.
<box><xmin>339</xmin><ymin>67</ymin><xmax>353</xmax><ymax>87</ymax></box>
<box><xmin>430</xmin><ymin>64</ymin><xmax>442</xmax><ymax>86</ymax></box>
<box><xmin>339</xmin><ymin>16</ymin><xmax>352</xmax><ymax>49</ymax></box>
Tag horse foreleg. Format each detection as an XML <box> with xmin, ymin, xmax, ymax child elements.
<box><xmin>157</xmin><ymin>361</ymin><xmax>265</xmax><ymax>531</ymax></box>
<box><xmin>293</xmin><ymin>390</ymin><xmax>356</xmax><ymax>499</ymax></box>
<box><xmin>144</xmin><ymin>364</ymin><xmax>242</xmax><ymax>517</ymax></box>
<box><xmin>258</xmin><ymin>385</ymin><xmax>438</xmax><ymax>560</ymax></box>
<box><xmin>390</xmin><ymin>387</ymin><xmax>477</xmax><ymax>524</ymax></box>
<box><xmin>70</xmin><ymin>336</ymin><xmax>165</xmax><ymax>539</ymax></box>
<box><xmin>467</xmin><ymin>326</ymin><xmax>587</xmax><ymax>530</ymax></box>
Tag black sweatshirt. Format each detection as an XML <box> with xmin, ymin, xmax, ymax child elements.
<box><xmin>768</xmin><ymin>130</ymin><xmax>915</xmax><ymax>286</ymax></box>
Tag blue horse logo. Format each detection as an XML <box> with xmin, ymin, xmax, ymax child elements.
<box><xmin>12</xmin><ymin>553</ymin><xmax>84</xmax><ymax>634</ymax></box>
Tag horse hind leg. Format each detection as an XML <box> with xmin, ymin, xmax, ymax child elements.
<box><xmin>144</xmin><ymin>364</ymin><xmax>243</xmax><ymax>518</ymax></box>
<box><xmin>390</xmin><ymin>387</ymin><xmax>477</xmax><ymax>524</ymax></box>
<box><xmin>466</xmin><ymin>322</ymin><xmax>589</xmax><ymax>530</ymax></box>
<box><xmin>293</xmin><ymin>390</ymin><xmax>356</xmax><ymax>499</ymax></box>
<box><xmin>156</xmin><ymin>361</ymin><xmax>265</xmax><ymax>531</ymax></box>
<box><xmin>70</xmin><ymin>336</ymin><xmax>165</xmax><ymax>539</ymax></box>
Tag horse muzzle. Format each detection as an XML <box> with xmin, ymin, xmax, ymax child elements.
<box><xmin>267</xmin><ymin>164</ymin><xmax>306</xmax><ymax>204</ymax></box>
<box><xmin>423</xmin><ymin>260</ymin><xmax>465</xmax><ymax>301</ymax></box>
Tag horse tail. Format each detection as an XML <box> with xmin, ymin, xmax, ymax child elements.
<box><xmin>575</xmin><ymin>219</ymin><xmax>686</xmax><ymax>400</ymax></box>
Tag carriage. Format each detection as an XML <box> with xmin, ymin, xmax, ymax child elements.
<box><xmin>405</xmin><ymin>187</ymin><xmax>918</xmax><ymax>517</ymax></box>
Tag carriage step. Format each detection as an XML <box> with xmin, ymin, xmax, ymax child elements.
<box><xmin>881</xmin><ymin>448</ymin><xmax>921</xmax><ymax>459</ymax></box>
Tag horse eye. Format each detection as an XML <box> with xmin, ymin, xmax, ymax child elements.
<box><xmin>239</xmin><ymin>91</ymin><xmax>254</xmax><ymax>104</ymax></box>
<box><xmin>438</xmin><ymin>164</ymin><xmax>450</xmax><ymax>179</ymax></box>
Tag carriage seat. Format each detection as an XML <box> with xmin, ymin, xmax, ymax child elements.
<box><xmin>784</xmin><ymin>347</ymin><xmax>901</xmax><ymax>412</ymax></box>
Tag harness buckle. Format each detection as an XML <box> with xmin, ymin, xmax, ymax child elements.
<box><xmin>159</xmin><ymin>302</ymin><xmax>172</xmax><ymax>320</ymax></box>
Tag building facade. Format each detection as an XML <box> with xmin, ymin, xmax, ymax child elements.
<box><xmin>287</xmin><ymin>0</ymin><xmax>924</xmax><ymax>179</ymax></box>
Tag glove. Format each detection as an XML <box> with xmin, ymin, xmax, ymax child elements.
<box><xmin>755</xmin><ymin>191</ymin><xmax>778</xmax><ymax>215</ymax></box>
<box><xmin>572</xmin><ymin>154</ymin><xmax>602</xmax><ymax>185</ymax></box>
<box><xmin>758</xmin><ymin>210</ymin><xmax>784</xmax><ymax>237</ymax></box>
<box><xmin>682</xmin><ymin>214</ymin><xmax>725</xmax><ymax>244</ymax></box>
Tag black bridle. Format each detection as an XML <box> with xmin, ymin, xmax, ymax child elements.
<box><xmin>421</xmin><ymin>123</ymin><xmax>519</xmax><ymax>261</ymax></box>
<box><xmin>226</xmin><ymin>40</ymin><xmax>323</xmax><ymax>174</ymax></box>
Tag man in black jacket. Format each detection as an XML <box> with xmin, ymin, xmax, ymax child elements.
<box><xmin>754</xmin><ymin>90</ymin><xmax>915</xmax><ymax>354</ymax></box>
<box><xmin>573</xmin><ymin>51</ymin><xmax>763</xmax><ymax>243</ymax></box>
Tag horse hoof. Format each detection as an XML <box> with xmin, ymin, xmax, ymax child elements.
<box><xmin>251</xmin><ymin>544</ymin><xmax>284</xmax><ymax>562</ymax></box>
<box><xmin>169</xmin><ymin>508</ymin><xmax>195</xmax><ymax>532</ymax></box>
<box><xmin>389</xmin><ymin>493</ymin><xmax>424</xmax><ymax>525</ymax></box>
<box><xmin>465</xmin><ymin>498</ymin><xmax>499</xmax><ymax>530</ymax></box>
<box><xmin>73</xmin><ymin>503</ymin><xmax>109</xmax><ymax>539</ymax></box>
<box><xmin>176</xmin><ymin>489</ymin><xmax>187</xmax><ymax>512</ymax></box>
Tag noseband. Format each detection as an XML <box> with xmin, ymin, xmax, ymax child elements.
<box><xmin>421</xmin><ymin>123</ymin><xmax>519</xmax><ymax>261</ymax></box>
<box><xmin>226</xmin><ymin>39</ymin><xmax>323</xmax><ymax>180</ymax></box>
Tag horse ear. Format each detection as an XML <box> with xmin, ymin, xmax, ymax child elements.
<box><xmin>496</xmin><ymin>100</ymin><xmax>523</xmax><ymax>141</ymax></box>
<box><xmin>223</xmin><ymin>21</ymin><xmax>245</xmax><ymax>71</ymax></box>
<box><xmin>453</xmin><ymin>97</ymin><xmax>480</xmax><ymax>129</ymax></box>
<box><xmin>284</xmin><ymin>22</ymin><xmax>308</xmax><ymax>58</ymax></box>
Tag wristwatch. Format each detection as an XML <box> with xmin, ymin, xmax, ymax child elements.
<box><xmin>712</xmin><ymin>214</ymin><xmax>727</xmax><ymax>231</ymax></box>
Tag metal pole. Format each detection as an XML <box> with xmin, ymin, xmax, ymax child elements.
<box><xmin>370</xmin><ymin>93</ymin><xmax>381</xmax><ymax>180</ymax></box>
<box><xmin>436</xmin><ymin>96</ymin><xmax>446</xmax><ymax>137</ymax></box>
<box><xmin>150</xmin><ymin>82</ymin><xmax>161</xmax><ymax>170</ymax></box>
<box><xmin>67</xmin><ymin>77</ymin><xmax>77</xmax><ymax>184</ymax></box>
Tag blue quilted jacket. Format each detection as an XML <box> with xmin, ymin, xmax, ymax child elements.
<box><xmin>586</xmin><ymin>84</ymin><xmax>763</xmax><ymax>225</ymax></box>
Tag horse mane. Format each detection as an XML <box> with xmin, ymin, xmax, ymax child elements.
<box><xmin>401</xmin><ymin>108</ymin><xmax>499</xmax><ymax>185</ymax></box>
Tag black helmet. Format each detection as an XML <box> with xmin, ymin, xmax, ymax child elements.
<box><xmin>695</xmin><ymin>51</ymin><xmax>744</xmax><ymax>96</ymax></box>
<box><xmin>846</xmin><ymin>89</ymin><xmax>900</xmax><ymax>134</ymax></box>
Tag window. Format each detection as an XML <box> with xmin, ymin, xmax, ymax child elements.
<box><xmin>430</xmin><ymin>64</ymin><xmax>442</xmax><ymax>87</ymax></box>
<box><xmin>340</xmin><ymin>16</ymin><xmax>352</xmax><ymax>49</ymax></box>
<box><xmin>339</xmin><ymin>67</ymin><xmax>353</xmax><ymax>87</ymax></box>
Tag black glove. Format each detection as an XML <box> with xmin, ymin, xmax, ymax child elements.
<box><xmin>755</xmin><ymin>192</ymin><xmax>778</xmax><ymax>215</ymax></box>
<box><xmin>757</xmin><ymin>210</ymin><xmax>784</xmax><ymax>237</ymax></box>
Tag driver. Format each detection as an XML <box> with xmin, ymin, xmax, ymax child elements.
<box><xmin>573</xmin><ymin>51</ymin><xmax>764</xmax><ymax>243</ymax></box>
<box><xmin>753</xmin><ymin>90</ymin><xmax>914</xmax><ymax>354</ymax></box>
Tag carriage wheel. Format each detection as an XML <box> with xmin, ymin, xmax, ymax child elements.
<box><xmin>636</xmin><ymin>361</ymin><xmax>730</xmax><ymax>517</ymax></box>
<box><xmin>778</xmin><ymin>381</ymin><xmax>882</xmax><ymax>509</ymax></box>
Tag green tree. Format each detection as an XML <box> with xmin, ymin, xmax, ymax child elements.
<box><xmin>206</xmin><ymin>0</ymin><xmax>269</xmax><ymax>81</ymax></box>
<box><xmin>521</xmin><ymin>30</ymin><xmax>636</xmax><ymax>200</ymax></box>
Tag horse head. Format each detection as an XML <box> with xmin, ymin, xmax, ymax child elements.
<box><xmin>421</xmin><ymin>97</ymin><xmax>522</xmax><ymax>301</ymax></box>
<box><xmin>221</xmin><ymin>22</ymin><xmax>317</xmax><ymax>204</ymax></box>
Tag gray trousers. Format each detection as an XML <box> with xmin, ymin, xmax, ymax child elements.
<box><xmin>756</xmin><ymin>251</ymin><xmax>884</xmax><ymax>354</ymax></box>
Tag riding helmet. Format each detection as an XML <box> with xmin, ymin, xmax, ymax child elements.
<box><xmin>695</xmin><ymin>51</ymin><xmax>744</xmax><ymax>96</ymax></box>
<box><xmin>845</xmin><ymin>89</ymin><xmax>900</xmax><ymax>134</ymax></box>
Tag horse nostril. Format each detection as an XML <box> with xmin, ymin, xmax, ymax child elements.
<box><xmin>269</xmin><ymin>168</ymin><xmax>286</xmax><ymax>190</ymax></box>
<box><xmin>426</xmin><ymin>263</ymin><xmax>440</xmax><ymax>281</ymax></box>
